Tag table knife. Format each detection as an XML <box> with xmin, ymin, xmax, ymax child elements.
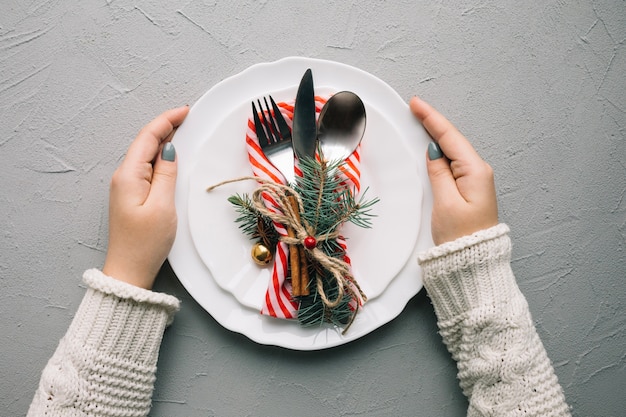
<box><xmin>290</xmin><ymin>68</ymin><xmax>317</xmax><ymax>297</ymax></box>
<box><xmin>292</xmin><ymin>68</ymin><xmax>317</xmax><ymax>161</ymax></box>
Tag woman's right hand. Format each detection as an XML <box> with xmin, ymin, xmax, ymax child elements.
<box><xmin>409</xmin><ymin>96</ymin><xmax>499</xmax><ymax>246</ymax></box>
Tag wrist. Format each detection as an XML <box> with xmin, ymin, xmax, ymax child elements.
<box><xmin>102</xmin><ymin>256</ymin><xmax>157</xmax><ymax>290</ymax></box>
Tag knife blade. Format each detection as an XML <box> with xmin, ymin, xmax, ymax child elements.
<box><xmin>291</xmin><ymin>68</ymin><xmax>317</xmax><ymax>161</ymax></box>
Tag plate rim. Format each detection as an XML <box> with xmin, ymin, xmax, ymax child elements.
<box><xmin>169</xmin><ymin>56</ymin><xmax>434</xmax><ymax>350</ymax></box>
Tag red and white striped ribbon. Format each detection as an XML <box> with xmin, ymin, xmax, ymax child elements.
<box><xmin>245</xmin><ymin>96</ymin><xmax>362</xmax><ymax>319</ymax></box>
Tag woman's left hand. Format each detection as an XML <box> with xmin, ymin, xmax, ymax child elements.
<box><xmin>409</xmin><ymin>97</ymin><xmax>498</xmax><ymax>245</ymax></box>
<box><xmin>103</xmin><ymin>106</ymin><xmax>189</xmax><ymax>289</ymax></box>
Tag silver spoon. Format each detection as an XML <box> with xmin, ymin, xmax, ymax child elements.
<box><xmin>317</xmin><ymin>91</ymin><xmax>366</xmax><ymax>161</ymax></box>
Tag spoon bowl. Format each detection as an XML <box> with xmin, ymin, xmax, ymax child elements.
<box><xmin>317</xmin><ymin>91</ymin><xmax>366</xmax><ymax>161</ymax></box>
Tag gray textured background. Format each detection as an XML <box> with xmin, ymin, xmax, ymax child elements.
<box><xmin>2</xmin><ymin>1</ymin><xmax>625</xmax><ymax>416</ymax></box>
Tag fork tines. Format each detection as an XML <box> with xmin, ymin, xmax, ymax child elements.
<box><xmin>252</xmin><ymin>96</ymin><xmax>291</xmax><ymax>149</ymax></box>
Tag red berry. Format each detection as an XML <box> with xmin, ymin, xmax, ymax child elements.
<box><xmin>304</xmin><ymin>236</ymin><xmax>317</xmax><ymax>249</ymax></box>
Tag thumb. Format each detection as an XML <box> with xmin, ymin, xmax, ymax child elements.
<box><xmin>425</xmin><ymin>142</ymin><xmax>463</xmax><ymax>205</ymax></box>
<box><xmin>149</xmin><ymin>142</ymin><xmax>178</xmax><ymax>206</ymax></box>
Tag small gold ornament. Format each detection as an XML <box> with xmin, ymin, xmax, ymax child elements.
<box><xmin>251</xmin><ymin>242</ymin><xmax>273</xmax><ymax>266</ymax></box>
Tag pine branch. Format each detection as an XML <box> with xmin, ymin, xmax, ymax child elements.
<box><xmin>297</xmin><ymin>268</ymin><xmax>354</xmax><ymax>327</ymax></box>
<box><xmin>295</xmin><ymin>157</ymin><xmax>379</xmax><ymax>237</ymax></box>
<box><xmin>228</xmin><ymin>194</ymin><xmax>279</xmax><ymax>248</ymax></box>
<box><xmin>227</xmin><ymin>156</ymin><xmax>380</xmax><ymax>329</ymax></box>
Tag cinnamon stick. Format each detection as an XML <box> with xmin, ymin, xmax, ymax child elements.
<box><xmin>298</xmin><ymin>245</ymin><xmax>310</xmax><ymax>296</ymax></box>
<box><xmin>286</xmin><ymin>196</ymin><xmax>301</xmax><ymax>296</ymax></box>
<box><xmin>287</xmin><ymin>195</ymin><xmax>310</xmax><ymax>297</ymax></box>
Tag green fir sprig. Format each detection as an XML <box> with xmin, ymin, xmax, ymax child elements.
<box><xmin>228</xmin><ymin>193</ymin><xmax>280</xmax><ymax>250</ymax></box>
<box><xmin>227</xmin><ymin>156</ymin><xmax>379</xmax><ymax>330</ymax></box>
<box><xmin>294</xmin><ymin>156</ymin><xmax>379</xmax><ymax>256</ymax></box>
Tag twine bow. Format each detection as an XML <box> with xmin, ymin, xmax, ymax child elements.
<box><xmin>207</xmin><ymin>176</ymin><xmax>367</xmax><ymax>309</ymax></box>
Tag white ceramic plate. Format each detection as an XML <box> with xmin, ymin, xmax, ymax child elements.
<box><xmin>187</xmin><ymin>87</ymin><xmax>420</xmax><ymax>310</ymax></box>
<box><xmin>169</xmin><ymin>57</ymin><xmax>434</xmax><ymax>350</ymax></box>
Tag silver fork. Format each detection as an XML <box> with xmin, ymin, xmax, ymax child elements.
<box><xmin>252</xmin><ymin>96</ymin><xmax>295</xmax><ymax>184</ymax></box>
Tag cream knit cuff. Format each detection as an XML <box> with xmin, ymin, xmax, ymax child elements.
<box><xmin>417</xmin><ymin>224</ymin><xmax>521</xmax><ymax>323</ymax></box>
<box><xmin>83</xmin><ymin>268</ymin><xmax>180</xmax><ymax>324</ymax></box>
<box><xmin>64</xmin><ymin>269</ymin><xmax>181</xmax><ymax>366</ymax></box>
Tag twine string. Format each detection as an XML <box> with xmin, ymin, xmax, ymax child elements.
<box><xmin>207</xmin><ymin>176</ymin><xmax>367</xmax><ymax>308</ymax></box>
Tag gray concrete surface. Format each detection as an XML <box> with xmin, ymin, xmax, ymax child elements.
<box><xmin>2</xmin><ymin>1</ymin><xmax>625</xmax><ymax>416</ymax></box>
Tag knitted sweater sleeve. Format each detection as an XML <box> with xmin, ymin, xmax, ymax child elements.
<box><xmin>27</xmin><ymin>269</ymin><xmax>180</xmax><ymax>417</ymax></box>
<box><xmin>418</xmin><ymin>224</ymin><xmax>570</xmax><ymax>417</ymax></box>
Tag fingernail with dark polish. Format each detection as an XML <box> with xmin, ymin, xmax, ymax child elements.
<box><xmin>428</xmin><ymin>142</ymin><xmax>443</xmax><ymax>160</ymax></box>
<box><xmin>162</xmin><ymin>142</ymin><xmax>176</xmax><ymax>162</ymax></box>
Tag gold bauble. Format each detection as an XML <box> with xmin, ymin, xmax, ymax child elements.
<box><xmin>251</xmin><ymin>243</ymin><xmax>272</xmax><ymax>266</ymax></box>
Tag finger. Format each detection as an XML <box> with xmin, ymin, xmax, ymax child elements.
<box><xmin>424</xmin><ymin>146</ymin><xmax>466</xmax><ymax>206</ymax></box>
<box><xmin>147</xmin><ymin>142</ymin><xmax>178</xmax><ymax>208</ymax></box>
<box><xmin>409</xmin><ymin>96</ymin><xmax>479</xmax><ymax>162</ymax></box>
<box><xmin>124</xmin><ymin>106</ymin><xmax>189</xmax><ymax>167</ymax></box>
